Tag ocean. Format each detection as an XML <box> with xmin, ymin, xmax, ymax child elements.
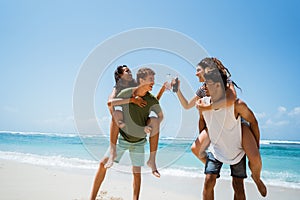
<box><xmin>0</xmin><ymin>131</ymin><xmax>300</xmax><ymax>189</ymax></box>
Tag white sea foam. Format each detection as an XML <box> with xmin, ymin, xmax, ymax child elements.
<box><xmin>1</xmin><ymin>150</ymin><xmax>299</xmax><ymax>189</ymax></box>
<box><xmin>0</xmin><ymin>131</ymin><xmax>78</xmax><ymax>137</ymax></box>
<box><xmin>160</xmin><ymin>167</ymin><xmax>204</xmax><ymax>178</ymax></box>
<box><xmin>1</xmin><ymin>131</ymin><xmax>300</xmax><ymax>190</ymax></box>
<box><xmin>0</xmin><ymin>151</ymin><xmax>98</xmax><ymax>170</ymax></box>
<box><xmin>2</xmin><ymin>131</ymin><xmax>300</xmax><ymax>145</ymax></box>
<box><xmin>260</xmin><ymin>140</ymin><xmax>300</xmax><ymax>145</ymax></box>
<box><xmin>160</xmin><ymin>167</ymin><xmax>300</xmax><ymax>189</ymax></box>
<box><xmin>0</xmin><ymin>130</ymin><xmax>107</xmax><ymax>139</ymax></box>
<box><xmin>160</xmin><ymin>136</ymin><xmax>194</xmax><ymax>141</ymax></box>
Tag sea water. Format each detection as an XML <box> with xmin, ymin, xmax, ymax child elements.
<box><xmin>0</xmin><ymin>131</ymin><xmax>300</xmax><ymax>189</ymax></box>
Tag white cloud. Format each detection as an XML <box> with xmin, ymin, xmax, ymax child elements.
<box><xmin>35</xmin><ymin>115</ymin><xmax>75</xmax><ymax>131</ymax></box>
<box><xmin>265</xmin><ymin>119</ymin><xmax>273</xmax><ymax>125</ymax></box>
<box><xmin>265</xmin><ymin>119</ymin><xmax>289</xmax><ymax>127</ymax></box>
<box><xmin>277</xmin><ymin>106</ymin><xmax>287</xmax><ymax>113</ymax></box>
<box><xmin>40</xmin><ymin>115</ymin><xmax>74</xmax><ymax>124</ymax></box>
<box><xmin>288</xmin><ymin>107</ymin><xmax>300</xmax><ymax>116</ymax></box>
<box><xmin>275</xmin><ymin>120</ymin><xmax>289</xmax><ymax>126</ymax></box>
<box><xmin>255</xmin><ymin>112</ymin><xmax>266</xmax><ymax>119</ymax></box>
<box><xmin>249</xmin><ymin>106</ymin><xmax>299</xmax><ymax>131</ymax></box>
<box><xmin>259</xmin><ymin>106</ymin><xmax>299</xmax><ymax>139</ymax></box>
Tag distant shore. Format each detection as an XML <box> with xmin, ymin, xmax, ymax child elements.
<box><xmin>1</xmin><ymin>159</ymin><xmax>300</xmax><ymax>200</ymax></box>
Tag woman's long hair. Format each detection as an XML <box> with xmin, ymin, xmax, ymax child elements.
<box><xmin>198</xmin><ymin>57</ymin><xmax>241</xmax><ymax>91</ymax></box>
<box><xmin>114</xmin><ymin>65</ymin><xmax>137</xmax><ymax>95</ymax></box>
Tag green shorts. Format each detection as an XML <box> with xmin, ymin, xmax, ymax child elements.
<box><xmin>107</xmin><ymin>136</ymin><xmax>146</xmax><ymax>166</ymax></box>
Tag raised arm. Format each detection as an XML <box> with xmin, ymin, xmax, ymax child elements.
<box><xmin>177</xmin><ymin>90</ymin><xmax>199</xmax><ymax>109</ymax></box>
<box><xmin>156</xmin><ymin>82</ymin><xmax>167</xmax><ymax>100</ymax></box>
<box><xmin>235</xmin><ymin>99</ymin><xmax>260</xmax><ymax>147</ymax></box>
<box><xmin>176</xmin><ymin>79</ymin><xmax>199</xmax><ymax>109</ymax></box>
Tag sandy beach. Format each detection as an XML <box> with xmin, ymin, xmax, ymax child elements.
<box><xmin>0</xmin><ymin>159</ymin><xmax>299</xmax><ymax>200</ymax></box>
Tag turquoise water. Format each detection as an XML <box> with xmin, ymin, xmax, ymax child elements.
<box><xmin>0</xmin><ymin>131</ymin><xmax>300</xmax><ymax>189</ymax></box>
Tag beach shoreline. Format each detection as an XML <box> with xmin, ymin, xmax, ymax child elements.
<box><xmin>1</xmin><ymin>159</ymin><xmax>300</xmax><ymax>200</ymax></box>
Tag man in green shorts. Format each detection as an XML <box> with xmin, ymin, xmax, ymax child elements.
<box><xmin>90</xmin><ymin>67</ymin><xmax>163</xmax><ymax>200</ymax></box>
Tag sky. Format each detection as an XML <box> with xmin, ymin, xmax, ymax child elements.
<box><xmin>1</xmin><ymin>0</ymin><xmax>300</xmax><ymax>140</ymax></box>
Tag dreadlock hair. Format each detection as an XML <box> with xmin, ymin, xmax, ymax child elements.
<box><xmin>204</xmin><ymin>68</ymin><xmax>228</xmax><ymax>91</ymax></box>
<box><xmin>198</xmin><ymin>57</ymin><xmax>242</xmax><ymax>91</ymax></box>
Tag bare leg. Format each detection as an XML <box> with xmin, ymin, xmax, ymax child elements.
<box><xmin>113</xmin><ymin>110</ymin><xmax>126</xmax><ymax>128</ymax></box>
<box><xmin>145</xmin><ymin>117</ymin><xmax>160</xmax><ymax>178</ymax></box>
<box><xmin>242</xmin><ymin>124</ymin><xmax>267</xmax><ymax>197</ymax></box>
<box><xmin>203</xmin><ymin>174</ymin><xmax>217</xmax><ymax>200</ymax></box>
<box><xmin>132</xmin><ymin>166</ymin><xmax>141</xmax><ymax>200</ymax></box>
<box><xmin>90</xmin><ymin>157</ymin><xmax>109</xmax><ymax>200</ymax></box>
<box><xmin>232</xmin><ymin>177</ymin><xmax>246</xmax><ymax>200</ymax></box>
<box><xmin>105</xmin><ymin>110</ymin><xmax>123</xmax><ymax>168</ymax></box>
<box><xmin>191</xmin><ymin>129</ymin><xmax>210</xmax><ymax>164</ymax></box>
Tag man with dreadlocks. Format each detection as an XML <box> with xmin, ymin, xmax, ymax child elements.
<box><xmin>199</xmin><ymin>66</ymin><xmax>266</xmax><ymax>199</ymax></box>
<box><xmin>174</xmin><ymin>57</ymin><xmax>266</xmax><ymax>198</ymax></box>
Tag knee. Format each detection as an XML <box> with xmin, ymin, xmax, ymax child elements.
<box><xmin>191</xmin><ymin>142</ymin><xmax>206</xmax><ymax>158</ymax></box>
<box><xmin>252</xmin><ymin>152</ymin><xmax>261</xmax><ymax>163</ymax></box>
<box><xmin>204</xmin><ymin>175</ymin><xmax>216</xmax><ymax>189</ymax></box>
<box><xmin>100</xmin><ymin>157</ymin><xmax>109</xmax><ymax>167</ymax></box>
<box><xmin>133</xmin><ymin>172</ymin><xmax>141</xmax><ymax>179</ymax></box>
<box><xmin>232</xmin><ymin>178</ymin><xmax>245</xmax><ymax>193</ymax></box>
<box><xmin>191</xmin><ymin>143</ymin><xmax>197</xmax><ymax>155</ymax></box>
<box><xmin>113</xmin><ymin>110</ymin><xmax>123</xmax><ymax>120</ymax></box>
<box><xmin>132</xmin><ymin>166</ymin><xmax>141</xmax><ymax>174</ymax></box>
<box><xmin>247</xmin><ymin>151</ymin><xmax>261</xmax><ymax>165</ymax></box>
<box><xmin>147</xmin><ymin>117</ymin><xmax>160</xmax><ymax>132</ymax></box>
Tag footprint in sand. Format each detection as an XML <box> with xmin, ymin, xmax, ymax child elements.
<box><xmin>96</xmin><ymin>191</ymin><xmax>123</xmax><ymax>200</ymax></box>
<box><xmin>109</xmin><ymin>197</ymin><xmax>123</xmax><ymax>200</ymax></box>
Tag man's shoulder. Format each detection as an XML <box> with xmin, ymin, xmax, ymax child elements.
<box><xmin>117</xmin><ymin>87</ymin><xmax>134</xmax><ymax>97</ymax></box>
<box><xmin>234</xmin><ymin>98</ymin><xmax>248</xmax><ymax>112</ymax></box>
<box><xmin>146</xmin><ymin>92</ymin><xmax>159</xmax><ymax>102</ymax></box>
<box><xmin>146</xmin><ymin>92</ymin><xmax>156</xmax><ymax>98</ymax></box>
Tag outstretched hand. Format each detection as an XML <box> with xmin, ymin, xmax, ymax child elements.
<box><xmin>171</xmin><ymin>78</ymin><xmax>180</xmax><ymax>92</ymax></box>
<box><xmin>163</xmin><ymin>81</ymin><xmax>172</xmax><ymax>90</ymax></box>
<box><xmin>164</xmin><ymin>78</ymin><xmax>180</xmax><ymax>91</ymax></box>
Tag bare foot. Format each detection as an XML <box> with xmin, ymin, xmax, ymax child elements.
<box><xmin>104</xmin><ymin>148</ymin><xmax>116</xmax><ymax>169</ymax></box>
<box><xmin>147</xmin><ymin>160</ymin><xmax>160</xmax><ymax>178</ymax></box>
<box><xmin>251</xmin><ymin>174</ymin><xmax>267</xmax><ymax>197</ymax></box>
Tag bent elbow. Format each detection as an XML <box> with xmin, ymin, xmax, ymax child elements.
<box><xmin>158</xmin><ymin>113</ymin><xmax>164</xmax><ymax>123</ymax></box>
<box><xmin>182</xmin><ymin>104</ymin><xmax>191</xmax><ymax>110</ymax></box>
<box><xmin>183</xmin><ymin>105</ymin><xmax>189</xmax><ymax>110</ymax></box>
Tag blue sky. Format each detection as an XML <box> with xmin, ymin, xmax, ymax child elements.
<box><xmin>1</xmin><ymin>0</ymin><xmax>300</xmax><ymax>140</ymax></box>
